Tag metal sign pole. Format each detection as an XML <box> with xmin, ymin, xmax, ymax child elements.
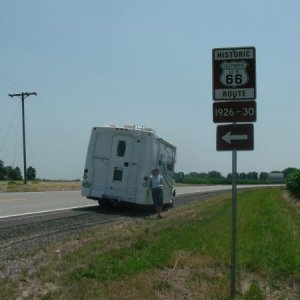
<box><xmin>231</xmin><ymin>149</ymin><xmax>237</xmax><ymax>298</ymax></box>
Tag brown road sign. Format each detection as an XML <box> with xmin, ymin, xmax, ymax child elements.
<box><xmin>217</xmin><ymin>124</ymin><xmax>254</xmax><ymax>151</ymax></box>
<box><xmin>213</xmin><ymin>101</ymin><xmax>256</xmax><ymax>123</ymax></box>
<box><xmin>213</xmin><ymin>47</ymin><xmax>256</xmax><ymax>101</ymax></box>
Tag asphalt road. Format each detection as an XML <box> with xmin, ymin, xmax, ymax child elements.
<box><xmin>0</xmin><ymin>185</ymin><xmax>279</xmax><ymax>219</ymax></box>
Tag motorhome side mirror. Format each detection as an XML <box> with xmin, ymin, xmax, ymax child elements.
<box><xmin>144</xmin><ymin>176</ymin><xmax>148</xmax><ymax>181</ymax></box>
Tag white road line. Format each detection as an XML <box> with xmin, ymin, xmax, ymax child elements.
<box><xmin>0</xmin><ymin>204</ymin><xmax>97</xmax><ymax>220</ymax></box>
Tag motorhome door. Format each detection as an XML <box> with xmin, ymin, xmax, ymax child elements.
<box><xmin>108</xmin><ymin>135</ymin><xmax>135</xmax><ymax>196</ymax></box>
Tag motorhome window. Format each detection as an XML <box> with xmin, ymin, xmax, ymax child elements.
<box><xmin>158</xmin><ymin>154</ymin><xmax>163</xmax><ymax>166</ymax></box>
<box><xmin>167</xmin><ymin>156</ymin><xmax>174</xmax><ymax>171</ymax></box>
<box><xmin>113</xmin><ymin>168</ymin><xmax>123</xmax><ymax>181</ymax></box>
<box><xmin>117</xmin><ymin>141</ymin><xmax>126</xmax><ymax>157</ymax></box>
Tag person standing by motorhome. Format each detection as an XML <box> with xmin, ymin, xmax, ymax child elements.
<box><xmin>150</xmin><ymin>168</ymin><xmax>163</xmax><ymax>218</ymax></box>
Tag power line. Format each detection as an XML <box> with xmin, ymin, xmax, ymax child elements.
<box><xmin>8</xmin><ymin>92</ymin><xmax>37</xmax><ymax>184</ymax></box>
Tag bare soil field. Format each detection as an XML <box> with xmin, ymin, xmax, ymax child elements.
<box><xmin>0</xmin><ymin>181</ymin><xmax>195</xmax><ymax>193</ymax></box>
<box><xmin>0</xmin><ymin>181</ymin><xmax>81</xmax><ymax>193</ymax></box>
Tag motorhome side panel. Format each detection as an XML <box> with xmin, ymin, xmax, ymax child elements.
<box><xmin>134</xmin><ymin>132</ymin><xmax>155</xmax><ymax>205</ymax></box>
<box><xmin>154</xmin><ymin>138</ymin><xmax>176</xmax><ymax>205</ymax></box>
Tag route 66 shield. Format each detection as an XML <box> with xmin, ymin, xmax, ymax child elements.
<box><xmin>220</xmin><ymin>61</ymin><xmax>249</xmax><ymax>87</ymax></box>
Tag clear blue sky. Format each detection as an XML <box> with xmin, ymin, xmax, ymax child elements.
<box><xmin>0</xmin><ymin>0</ymin><xmax>299</xmax><ymax>179</ymax></box>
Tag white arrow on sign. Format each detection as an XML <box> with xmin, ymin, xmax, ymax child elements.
<box><xmin>222</xmin><ymin>131</ymin><xmax>248</xmax><ymax>144</ymax></box>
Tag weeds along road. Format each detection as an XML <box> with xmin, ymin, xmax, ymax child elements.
<box><xmin>0</xmin><ymin>185</ymin><xmax>280</xmax><ymax>263</ymax></box>
<box><xmin>0</xmin><ymin>188</ymin><xmax>224</xmax><ymax>263</ymax></box>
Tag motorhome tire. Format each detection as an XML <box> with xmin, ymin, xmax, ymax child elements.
<box><xmin>98</xmin><ymin>198</ymin><xmax>120</xmax><ymax>208</ymax></box>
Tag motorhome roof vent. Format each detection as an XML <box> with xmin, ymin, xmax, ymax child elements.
<box><xmin>143</xmin><ymin>127</ymin><xmax>155</xmax><ymax>133</ymax></box>
<box><xmin>124</xmin><ymin>124</ymin><xmax>135</xmax><ymax>129</ymax></box>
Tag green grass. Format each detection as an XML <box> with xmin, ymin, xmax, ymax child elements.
<box><xmin>1</xmin><ymin>188</ymin><xmax>300</xmax><ymax>299</ymax></box>
<box><xmin>67</xmin><ymin>207</ymin><xmax>226</xmax><ymax>283</ymax></box>
<box><xmin>65</xmin><ymin>188</ymin><xmax>300</xmax><ymax>297</ymax></box>
<box><xmin>238</xmin><ymin>189</ymin><xmax>299</xmax><ymax>280</ymax></box>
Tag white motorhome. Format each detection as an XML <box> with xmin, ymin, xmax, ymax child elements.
<box><xmin>81</xmin><ymin>125</ymin><xmax>176</xmax><ymax>206</ymax></box>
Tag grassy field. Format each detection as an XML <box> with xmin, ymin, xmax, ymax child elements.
<box><xmin>1</xmin><ymin>187</ymin><xmax>299</xmax><ymax>299</ymax></box>
<box><xmin>0</xmin><ymin>180</ymin><xmax>81</xmax><ymax>192</ymax></box>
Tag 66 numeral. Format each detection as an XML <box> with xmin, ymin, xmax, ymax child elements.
<box><xmin>225</xmin><ymin>74</ymin><xmax>243</xmax><ymax>85</ymax></box>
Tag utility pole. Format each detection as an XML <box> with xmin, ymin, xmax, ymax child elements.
<box><xmin>8</xmin><ymin>92</ymin><xmax>37</xmax><ymax>184</ymax></box>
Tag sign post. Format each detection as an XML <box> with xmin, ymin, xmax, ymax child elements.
<box><xmin>212</xmin><ymin>46</ymin><xmax>256</xmax><ymax>298</ymax></box>
<box><xmin>231</xmin><ymin>148</ymin><xmax>237</xmax><ymax>299</ymax></box>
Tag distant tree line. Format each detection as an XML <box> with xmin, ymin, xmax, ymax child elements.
<box><xmin>175</xmin><ymin>168</ymin><xmax>297</xmax><ymax>184</ymax></box>
<box><xmin>0</xmin><ymin>160</ymin><xmax>36</xmax><ymax>181</ymax></box>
